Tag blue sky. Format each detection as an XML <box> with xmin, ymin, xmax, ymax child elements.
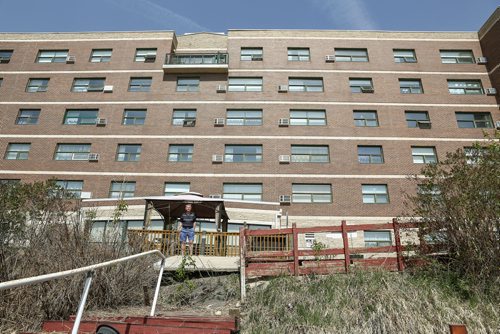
<box><xmin>0</xmin><ymin>0</ymin><xmax>498</xmax><ymax>34</ymax></box>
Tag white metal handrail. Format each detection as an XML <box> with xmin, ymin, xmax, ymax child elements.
<box><xmin>0</xmin><ymin>250</ymin><xmax>167</xmax><ymax>334</ymax></box>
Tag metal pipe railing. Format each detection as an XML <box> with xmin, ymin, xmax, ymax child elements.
<box><xmin>0</xmin><ymin>250</ymin><xmax>166</xmax><ymax>333</ymax></box>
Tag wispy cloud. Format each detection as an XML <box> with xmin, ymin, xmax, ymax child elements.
<box><xmin>106</xmin><ymin>0</ymin><xmax>209</xmax><ymax>32</ymax></box>
<box><xmin>310</xmin><ymin>0</ymin><xmax>377</xmax><ymax>30</ymax></box>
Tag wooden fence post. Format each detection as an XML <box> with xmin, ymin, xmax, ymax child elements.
<box><xmin>393</xmin><ymin>218</ymin><xmax>404</xmax><ymax>272</ymax></box>
<box><xmin>200</xmin><ymin>230</ymin><xmax>206</xmax><ymax>256</ymax></box>
<box><xmin>292</xmin><ymin>223</ymin><xmax>299</xmax><ymax>276</ymax></box>
<box><xmin>341</xmin><ymin>220</ymin><xmax>350</xmax><ymax>273</ymax></box>
<box><xmin>239</xmin><ymin>227</ymin><xmax>246</xmax><ymax>302</ymax></box>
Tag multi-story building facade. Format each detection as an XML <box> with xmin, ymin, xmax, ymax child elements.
<box><xmin>0</xmin><ymin>9</ymin><xmax>499</xmax><ymax>240</ymax></box>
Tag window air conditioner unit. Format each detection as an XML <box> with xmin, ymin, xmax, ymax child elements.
<box><xmin>486</xmin><ymin>88</ymin><xmax>497</xmax><ymax>96</ymax></box>
<box><xmin>216</xmin><ymin>85</ymin><xmax>227</xmax><ymax>93</ymax></box>
<box><xmin>96</xmin><ymin>118</ymin><xmax>107</xmax><ymax>126</ymax></box>
<box><xmin>144</xmin><ymin>54</ymin><xmax>156</xmax><ymax>62</ymax></box>
<box><xmin>278</xmin><ymin>85</ymin><xmax>288</xmax><ymax>93</ymax></box>
<box><xmin>279</xmin><ymin>155</ymin><xmax>291</xmax><ymax>163</ymax></box>
<box><xmin>212</xmin><ymin>154</ymin><xmax>223</xmax><ymax>163</ymax></box>
<box><xmin>66</xmin><ymin>55</ymin><xmax>76</xmax><ymax>64</ymax></box>
<box><xmin>80</xmin><ymin>191</ymin><xmax>92</xmax><ymax>199</ymax></box>
<box><xmin>278</xmin><ymin>118</ymin><xmax>289</xmax><ymax>127</ymax></box>
<box><xmin>279</xmin><ymin>195</ymin><xmax>291</xmax><ymax>204</ymax></box>
<box><xmin>495</xmin><ymin>121</ymin><xmax>500</xmax><ymax>130</ymax></box>
<box><xmin>103</xmin><ymin>85</ymin><xmax>113</xmax><ymax>93</ymax></box>
<box><xmin>476</xmin><ymin>57</ymin><xmax>488</xmax><ymax>65</ymax></box>
<box><xmin>88</xmin><ymin>153</ymin><xmax>99</xmax><ymax>161</ymax></box>
<box><xmin>208</xmin><ymin>194</ymin><xmax>222</xmax><ymax>199</ymax></box>
<box><xmin>214</xmin><ymin>118</ymin><xmax>225</xmax><ymax>126</ymax></box>
<box><xmin>360</xmin><ymin>86</ymin><xmax>374</xmax><ymax>93</ymax></box>
<box><xmin>183</xmin><ymin>119</ymin><xmax>196</xmax><ymax>127</ymax></box>
<box><xmin>251</xmin><ymin>55</ymin><xmax>263</xmax><ymax>61</ymax></box>
<box><xmin>0</xmin><ymin>57</ymin><xmax>10</xmax><ymax>63</ymax></box>
<box><xmin>417</xmin><ymin>120</ymin><xmax>432</xmax><ymax>129</ymax></box>
<box><xmin>325</xmin><ymin>55</ymin><xmax>336</xmax><ymax>62</ymax></box>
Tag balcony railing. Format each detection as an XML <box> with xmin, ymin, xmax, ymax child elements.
<box><xmin>163</xmin><ymin>53</ymin><xmax>229</xmax><ymax>73</ymax></box>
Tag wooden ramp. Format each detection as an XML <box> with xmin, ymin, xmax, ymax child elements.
<box><xmin>161</xmin><ymin>256</ymin><xmax>240</xmax><ymax>273</ymax></box>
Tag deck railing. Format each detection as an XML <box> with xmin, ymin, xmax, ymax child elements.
<box><xmin>165</xmin><ymin>53</ymin><xmax>229</xmax><ymax>65</ymax></box>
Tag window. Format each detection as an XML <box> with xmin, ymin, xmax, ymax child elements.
<box><xmin>0</xmin><ymin>50</ymin><xmax>13</xmax><ymax>63</ymax></box>
<box><xmin>226</xmin><ymin>109</ymin><xmax>262</xmax><ymax>126</ymax></box>
<box><xmin>168</xmin><ymin>144</ymin><xmax>193</xmax><ymax>162</ymax></box>
<box><xmin>109</xmin><ymin>181</ymin><xmax>136</xmax><ymax>198</ymax></box>
<box><xmin>0</xmin><ymin>179</ymin><xmax>21</xmax><ymax>185</ymax></box>
<box><xmin>4</xmin><ymin>143</ymin><xmax>30</xmax><ymax>160</ymax></box>
<box><xmin>135</xmin><ymin>48</ymin><xmax>157</xmax><ymax>62</ymax></box>
<box><xmin>123</xmin><ymin>109</ymin><xmax>146</xmax><ymax>125</ymax></box>
<box><xmin>349</xmin><ymin>78</ymin><xmax>374</xmax><ymax>93</ymax></box>
<box><xmin>290</xmin><ymin>110</ymin><xmax>326</xmax><ymax>126</ymax></box>
<box><xmin>55</xmin><ymin>180</ymin><xmax>84</xmax><ymax>198</ymax></box>
<box><xmin>228</xmin><ymin>77</ymin><xmax>263</xmax><ymax>92</ymax></box>
<box><xmin>440</xmin><ymin>50</ymin><xmax>474</xmax><ymax>64</ymax></box>
<box><xmin>0</xmin><ymin>78</ymin><xmax>2</xmax><ymax>87</ymax></box>
<box><xmin>71</xmin><ymin>78</ymin><xmax>105</xmax><ymax>92</ymax></box>
<box><xmin>464</xmin><ymin>147</ymin><xmax>485</xmax><ymax>165</ymax></box>
<box><xmin>393</xmin><ymin>49</ymin><xmax>417</xmax><ymax>63</ymax></box>
<box><xmin>288</xmin><ymin>48</ymin><xmax>310</xmax><ymax>61</ymax></box>
<box><xmin>172</xmin><ymin>109</ymin><xmax>197</xmax><ymax>126</ymax></box>
<box><xmin>358</xmin><ymin>146</ymin><xmax>384</xmax><ymax>164</ymax></box>
<box><xmin>16</xmin><ymin>109</ymin><xmax>40</xmax><ymax>125</ymax></box>
<box><xmin>412</xmin><ymin>147</ymin><xmax>438</xmax><ymax>164</ymax></box>
<box><xmin>116</xmin><ymin>144</ymin><xmax>141</xmax><ymax>162</ymax></box>
<box><xmin>240</xmin><ymin>47</ymin><xmax>263</xmax><ymax>61</ymax></box>
<box><xmin>335</xmin><ymin>48</ymin><xmax>368</xmax><ymax>62</ymax></box>
<box><xmin>63</xmin><ymin>109</ymin><xmax>99</xmax><ymax>125</ymax></box>
<box><xmin>399</xmin><ymin>79</ymin><xmax>423</xmax><ymax>94</ymax></box>
<box><xmin>36</xmin><ymin>50</ymin><xmax>68</xmax><ymax>63</ymax></box>
<box><xmin>364</xmin><ymin>231</ymin><xmax>391</xmax><ymax>247</ymax></box>
<box><xmin>26</xmin><ymin>78</ymin><xmax>49</xmax><ymax>92</ymax></box>
<box><xmin>405</xmin><ymin>111</ymin><xmax>430</xmax><ymax>128</ymax></box>
<box><xmin>128</xmin><ymin>77</ymin><xmax>152</xmax><ymax>92</ymax></box>
<box><xmin>448</xmin><ymin>80</ymin><xmax>483</xmax><ymax>95</ymax></box>
<box><xmin>292</xmin><ymin>184</ymin><xmax>332</xmax><ymax>203</ymax></box>
<box><xmin>455</xmin><ymin>112</ymin><xmax>493</xmax><ymax>128</ymax></box>
<box><xmin>176</xmin><ymin>77</ymin><xmax>199</xmax><ymax>92</ymax></box>
<box><xmin>291</xmin><ymin>145</ymin><xmax>329</xmax><ymax>163</ymax></box>
<box><xmin>90</xmin><ymin>49</ymin><xmax>112</xmax><ymax>63</ymax></box>
<box><xmin>353</xmin><ymin>110</ymin><xmax>379</xmax><ymax>127</ymax></box>
<box><xmin>223</xmin><ymin>183</ymin><xmax>262</xmax><ymax>201</ymax></box>
<box><xmin>164</xmin><ymin>182</ymin><xmax>190</xmax><ymax>196</ymax></box>
<box><xmin>54</xmin><ymin>144</ymin><xmax>91</xmax><ymax>160</ymax></box>
<box><xmin>224</xmin><ymin>145</ymin><xmax>262</xmax><ymax>163</ymax></box>
<box><xmin>288</xmin><ymin>78</ymin><xmax>323</xmax><ymax>92</ymax></box>
<box><xmin>362</xmin><ymin>184</ymin><xmax>389</xmax><ymax>204</ymax></box>
<box><xmin>417</xmin><ymin>184</ymin><xmax>441</xmax><ymax>199</ymax></box>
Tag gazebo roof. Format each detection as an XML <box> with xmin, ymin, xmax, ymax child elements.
<box><xmin>144</xmin><ymin>193</ymin><xmax>229</xmax><ymax>220</ymax></box>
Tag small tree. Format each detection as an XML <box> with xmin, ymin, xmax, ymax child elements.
<box><xmin>405</xmin><ymin>134</ymin><xmax>499</xmax><ymax>291</ymax></box>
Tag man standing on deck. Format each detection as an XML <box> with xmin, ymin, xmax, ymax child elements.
<box><xmin>179</xmin><ymin>204</ymin><xmax>196</xmax><ymax>256</ymax></box>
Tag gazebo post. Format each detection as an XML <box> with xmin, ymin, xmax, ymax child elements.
<box><xmin>215</xmin><ymin>203</ymin><xmax>221</xmax><ymax>231</ymax></box>
<box><xmin>143</xmin><ymin>200</ymin><xmax>153</xmax><ymax>229</ymax></box>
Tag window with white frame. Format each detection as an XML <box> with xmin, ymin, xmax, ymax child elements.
<box><xmin>168</xmin><ymin>144</ymin><xmax>193</xmax><ymax>162</ymax></box>
<box><xmin>54</xmin><ymin>144</ymin><xmax>91</xmax><ymax>160</ymax></box>
<box><xmin>164</xmin><ymin>182</ymin><xmax>190</xmax><ymax>196</ymax></box>
<box><xmin>223</xmin><ymin>183</ymin><xmax>262</xmax><ymax>201</ymax></box>
<box><xmin>288</xmin><ymin>48</ymin><xmax>310</xmax><ymax>61</ymax></box>
<box><xmin>116</xmin><ymin>144</ymin><xmax>141</xmax><ymax>162</ymax></box>
<box><xmin>353</xmin><ymin>110</ymin><xmax>379</xmax><ymax>127</ymax></box>
<box><xmin>16</xmin><ymin>109</ymin><xmax>40</xmax><ymax>125</ymax></box>
<box><xmin>358</xmin><ymin>146</ymin><xmax>384</xmax><ymax>164</ymax></box>
<box><xmin>291</xmin><ymin>145</ymin><xmax>329</xmax><ymax>163</ymax></box>
<box><xmin>412</xmin><ymin>147</ymin><xmax>438</xmax><ymax>164</ymax></box>
<box><xmin>362</xmin><ymin>184</ymin><xmax>389</xmax><ymax>204</ymax></box>
<box><xmin>135</xmin><ymin>48</ymin><xmax>157</xmax><ymax>62</ymax></box>
<box><xmin>349</xmin><ymin>78</ymin><xmax>374</xmax><ymax>93</ymax></box>
<box><xmin>405</xmin><ymin>111</ymin><xmax>430</xmax><ymax>128</ymax></box>
<box><xmin>71</xmin><ymin>78</ymin><xmax>105</xmax><ymax>92</ymax></box>
<box><xmin>288</xmin><ymin>78</ymin><xmax>323</xmax><ymax>92</ymax></box>
<box><xmin>63</xmin><ymin>109</ymin><xmax>99</xmax><ymax>125</ymax></box>
<box><xmin>123</xmin><ymin>109</ymin><xmax>146</xmax><ymax>125</ymax></box>
<box><xmin>335</xmin><ymin>48</ymin><xmax>368</xmax><ymax>62</ymax></box>
<box><xmin>176</xmin><ymin>77</ymin><xmax>199</xmax><ymax>92</ymax></box>
<box><xmin>4</xmin><ymin>143</ymin><xmax>30</xmax><ymax>160</ymax></box>
<box><xmin>128</xmin><ymin>77</ymin><xmax>152</xmax><ymax>92</ymax></box>
<box><xmin>292</xmin><ymin>184</ymin><xmax>332</xmax><ymax>203</ymax></box>
<box><xmin>447</xmin><ymin>80</ymin><xmax>483</xmax><ymax>95</ymax></box>
<box><xmin>36</xmin><ymin>50</ymin><xmax>68</xmax><ymax>63</ymax></box>
<box><xmin>399</xmin><ymin>79</ymin><xmax>423</xmax><ymax>94</ymax></box>
<box><xmin>393</xmin><ymin>49</ymin><xmax>417</xmax><ymax>63</ymax></box>
<box><xmin>26</xmin><ymin>78</ymin><xmax>49</xmax><ymax>92</ymax></box>
<box><xmin>289</xmin><ymin>110</ymin><xmax>326</xmax><ymax>126</ymax></box>
<box><xmin>224</xmin><ymin>145</ymin><xmax>262</xmax><ymax>163</ymax></box>
<box><xmin>364</xmin><ymin>231</ymin><xmax>391</xmax><ymax>247</ymax></box>
<box><xmin>455</xmin><ymin>112</ymin><xmax>493</xmax><ymax>128</ymax></box>
<box><xmin>109</xmin><ymin>181</ymin><xmax>136</xmax><ymax>198</ymax></box>
<box><xmin>226</xmin><ymin>109</ymin><xmax>262</xmax><ymax>126</ymax></box>
<box><xmin>240</xmin><ymin>47</ymin><xmax>263</xmax><ymax>61</ymax></box>
<box><xmin>90</xmin><ymin>49</ymin><xmax>112</xmax><ymax>63</ymax></box>
<box><xmin>228</xmin><ymin>77</ymin><xmax>263</xmax><ymax>92</ymax></box>
<box><xmin>55</xmin><ymin>180</ymin><xmax>84</xmax><ymax>198</ymax></box>
<box><xmin>172</xmin><ymin>109</ymin><xmax>197</xmax><ymax>126</ymax></box>
<box><xmin>440</xmin><ymin>50</ymin><xmax>474</xmax><ymax>64</ymax></box>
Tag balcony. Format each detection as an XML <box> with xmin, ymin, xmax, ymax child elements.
<box><xmin>163</xmin><ymin>53</ymin><xmax>229</xmax><ymax>73</ymax></box>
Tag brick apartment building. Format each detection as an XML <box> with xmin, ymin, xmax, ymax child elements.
<box><xmin>0</xmin><ymin>8</ymin><xmax>498</xmax><ymax>240</ymax></box>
